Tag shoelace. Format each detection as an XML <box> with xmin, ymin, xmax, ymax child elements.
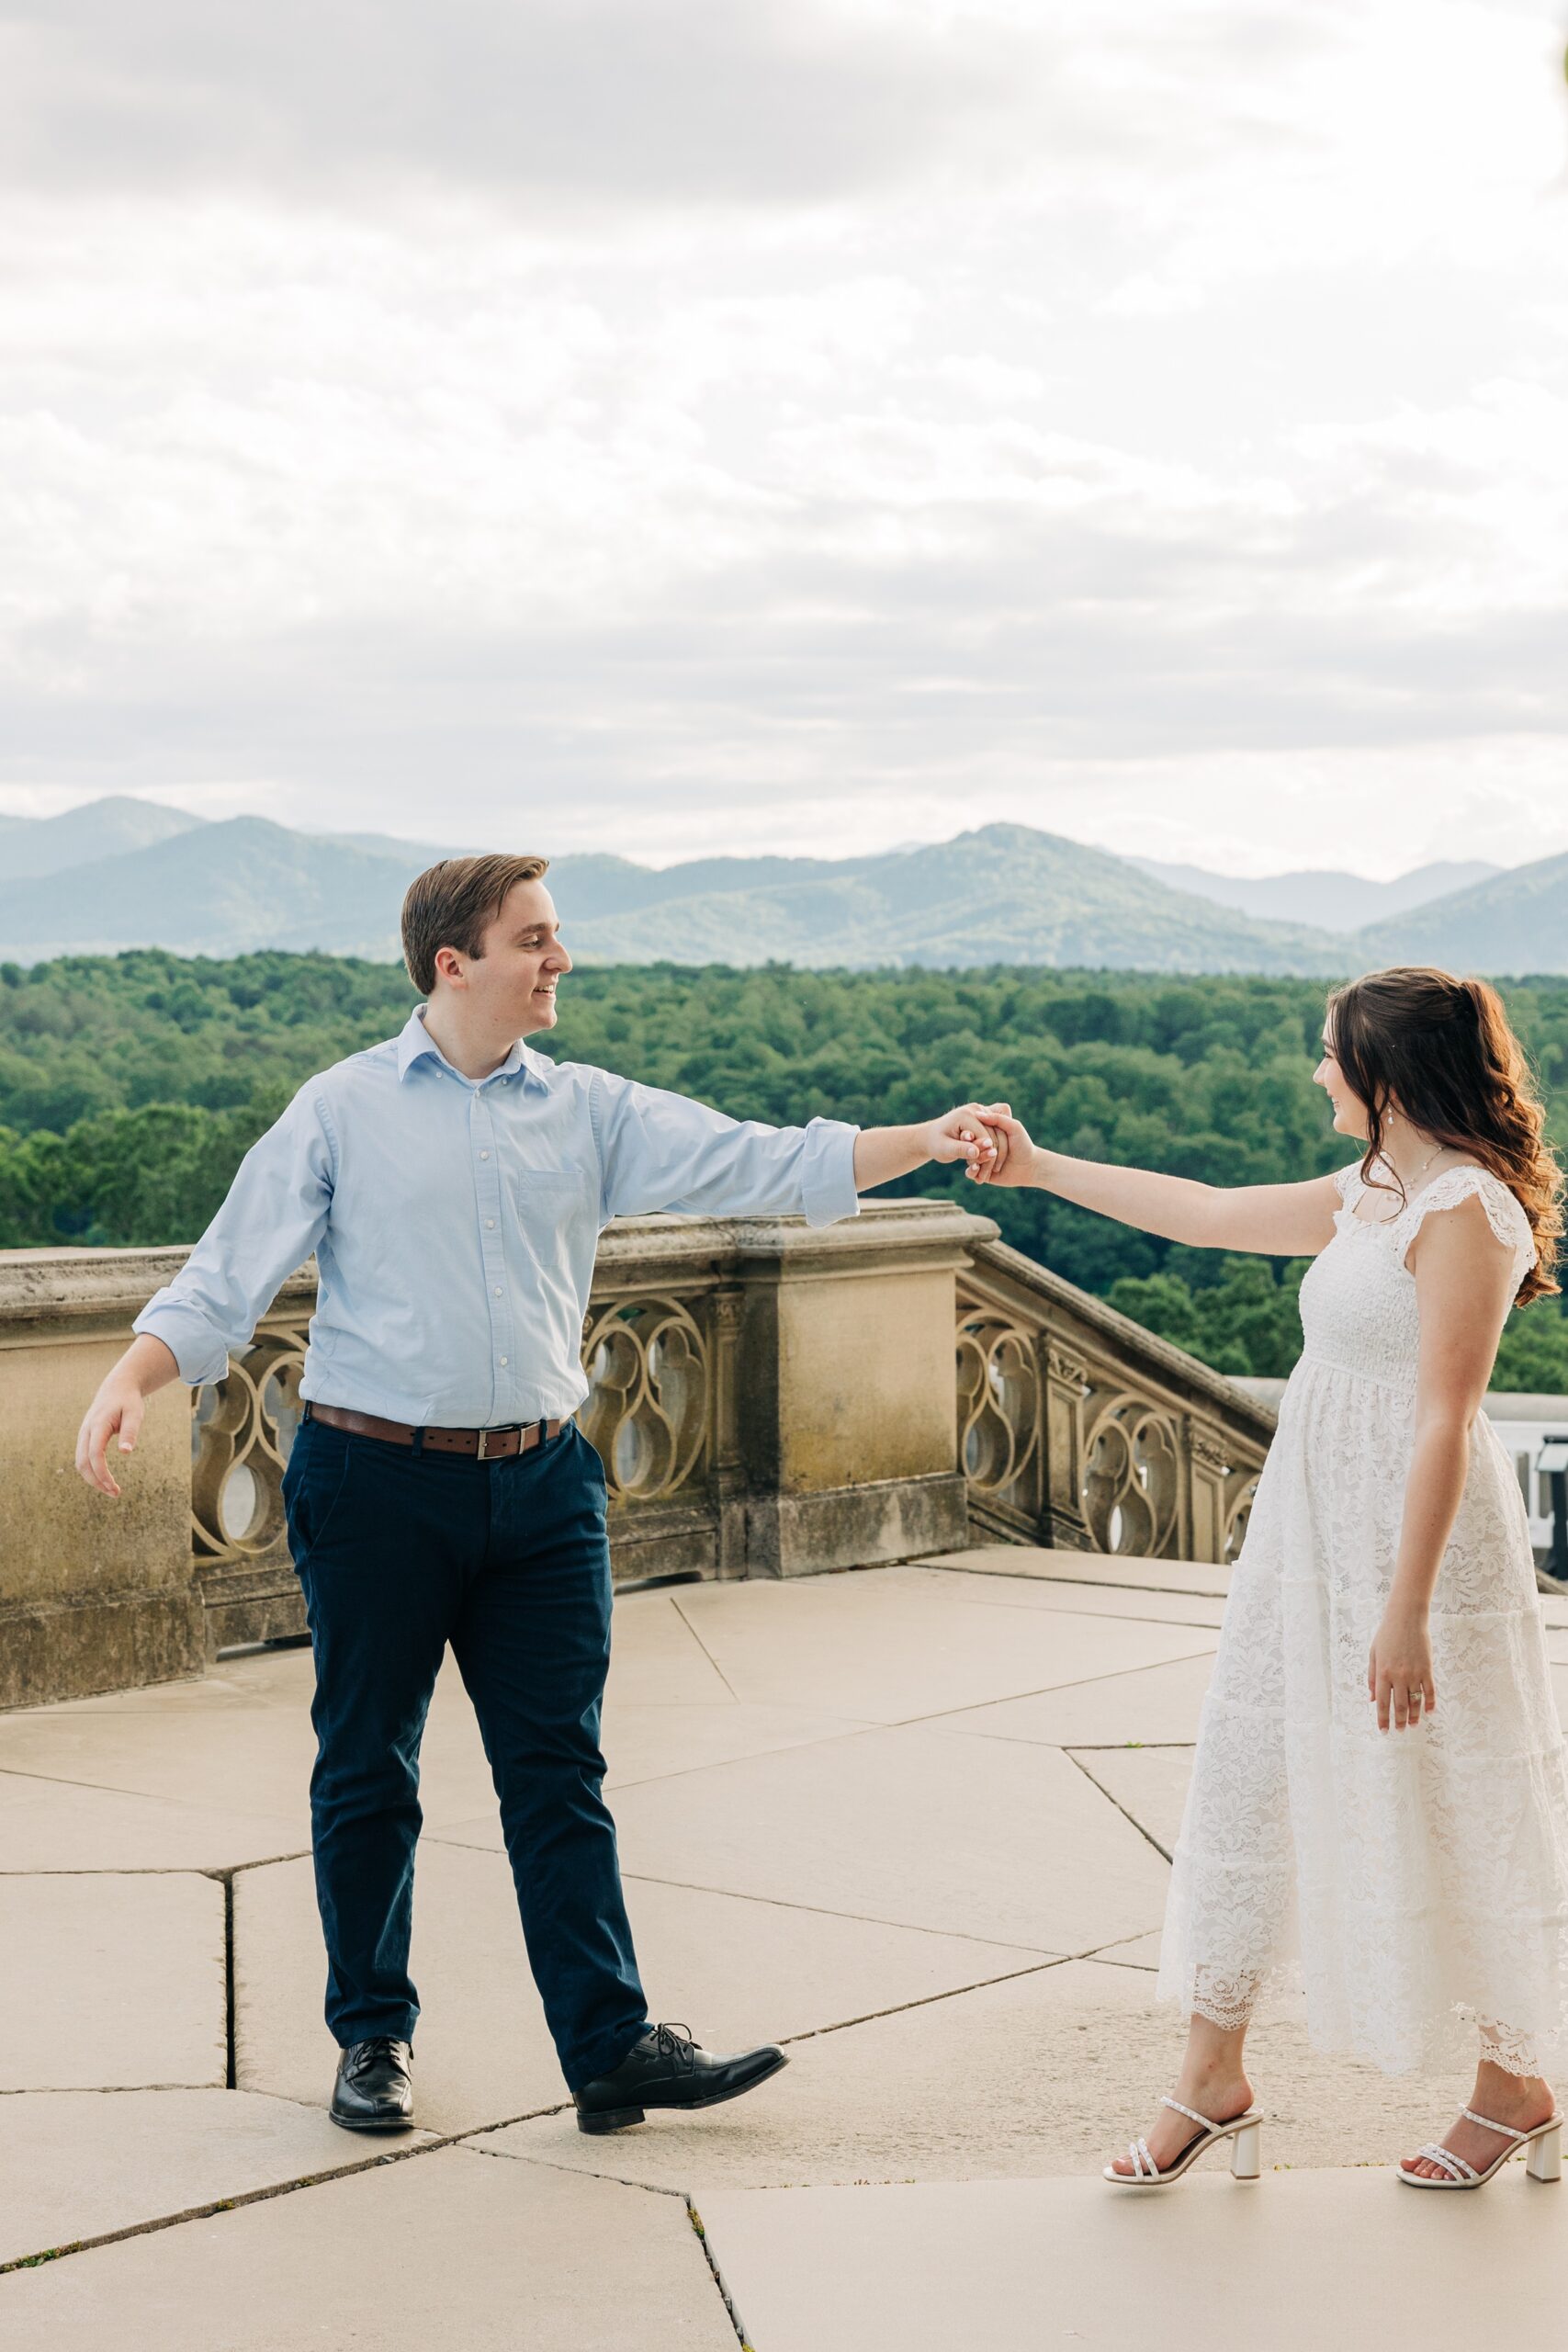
<box><xmin>347</xmin><ymin>2035</ymin><xmax>408</xmax><ymax>2080</ymax></box>
<box><xmin>649</xmin><ymin>2022</ymin><xmax>697</xmax><ymax>2075</ymax></box>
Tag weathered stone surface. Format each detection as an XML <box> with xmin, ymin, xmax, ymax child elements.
<box><xmin>0</xmin><ymin>1265</ymin><xmax>201</xmax><ymax>1705</ymax></box>
<box><xmin>0</xmin><ymin>2089</ymin><xmax>436</xmax><ymax>2267</ymax></box>
<box><xmin>744</xmin><ymin>1472</ymin><xmax>967</xmax><ymax>1577</ymax></box>
<box><xmin>0</xmin><ymin>2145</ymin><xmax>736</xmax><ymax>2350</ymax></box>
<box><xmin>238</xmin><ymin>1839</ymin><xmax>1052</xmax><ymax>2132</ymax></box>
<box><xmin>695</xmin><ymin>2167</ymin><xmax>1568</xmax><ymax>2352</ymax></box>
<box><xmin>2</xmin><ymin>1872</ymin><xmax>225</xmax><ymax>2090</ymax></box>
<box><xmin>609</xmin><ymin>1722</ymin><xmax>1168</xmax><ymax>1950</ymax></box>
<box><xmin>0</xmin><ymin>1590</ymin><xmax>206</xmax><ymax>1713</ymax></box>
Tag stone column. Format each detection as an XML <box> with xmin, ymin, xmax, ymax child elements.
<box><xmin>732</xmin><ymin>1200</ymin><xmax>994</xmax><ymax>1577</ymax></box>
<box><xmin>710</xmin><ymin>1284</ymin><xmax>749</xmax><ymax>1579</ymax></box>
<box><xmin>0</xmin><ymin>1249</ymin><xmax>204</xmax><ymax>1707</ymax></box>
<box><xmin>1185</xmin><ymin>1419</ymin><xmax>1232</xmax><ymax>1565</ymax></box>
<box><xmin>1041</xmin><ymin>1340</ymin><xmax>1094</xmax><ymax>1552</ymax></box>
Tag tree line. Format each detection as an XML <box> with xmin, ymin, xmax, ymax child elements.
<box><xmin>5</xmin><ymin>950</ymin><xmax>1568</xmax><ymax>1388</ymax></box>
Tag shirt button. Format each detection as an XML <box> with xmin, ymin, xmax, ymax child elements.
<box><xmin>494</xmin><ymin>1286</ymin><xmax>503</xmax><ymax>1296</ymax></box>
<box><xmin>499</xmin><ymin>1356</ymin><xmax>509</xmax><ymax>1367</ymax></box>
<box><xmin>487</xmin><ymin>1218</ymin><xmax>495</xmax><ymax>1229</ymax></box>
<box><xmin>479</xmin><ymin>1150</ymin><xmax>491</xmax><ymax>1160</ymax></box>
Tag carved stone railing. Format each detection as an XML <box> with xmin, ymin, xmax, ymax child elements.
<box><xmin>1</xmin><ymin>1206</ymin><xmax>1278</xmax><ymax>1706</ymax></box>
<box><xmin>957</xmin><ymin>1237</ymin><xmax>1276</xmax><ymax>1564</ymax></box>
<box><xmin>0</xmin><ymin>1204</ymin><xmax>981</xmax><ymax>1701</ymax></box>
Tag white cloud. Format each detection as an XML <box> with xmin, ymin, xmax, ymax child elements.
<box><xmin>0</xmin><ymin>0</ymin><xmax>1565</xmax><ymax>876</ymax></box>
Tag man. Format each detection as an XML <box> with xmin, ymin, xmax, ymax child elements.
<box><xmin>75</xmin><ymin>853</ymin><xmax>1003</xmax><ymax>2137</ymax></box>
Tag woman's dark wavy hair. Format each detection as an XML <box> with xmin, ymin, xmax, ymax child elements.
<box><xmin>1327</xmin><ymin>966</ymin><xmax>1562</xmax><ymax>1306</ymax></box>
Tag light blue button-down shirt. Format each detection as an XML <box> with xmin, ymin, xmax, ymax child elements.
<box><xmin>134</xmin><ymin>1006</ymin><xmax>862</xmax><ymax>1426</ymax></box>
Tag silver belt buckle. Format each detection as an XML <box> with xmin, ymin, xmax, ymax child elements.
<box><xmin>476</xmin><ymin>1423</ymin><xmax>520</xmax><ymax>1461</ymax></box>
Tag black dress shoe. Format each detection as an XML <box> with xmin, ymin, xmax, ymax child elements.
<box><xmin>330</xmin><ymin>2036</ymin><xmax>415</xmax><ymax>2132</ymax></box>
<box><xmin>573</xmin><ymin>2022</ymin><xmax>787</xmax><ymax>2135</ymax></box>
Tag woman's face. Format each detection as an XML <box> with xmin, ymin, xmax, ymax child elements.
<box><xmin>1314</xmin><ymin>1023</ymin><xmax>1371</xmax><ymax>1139</ymax></box>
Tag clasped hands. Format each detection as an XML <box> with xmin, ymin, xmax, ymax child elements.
<box><xmin>926</xmin><ymin>1103</ymin><xmax>1032</xmax><ymax>1184</ymax></box>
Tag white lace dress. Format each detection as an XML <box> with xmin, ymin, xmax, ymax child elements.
<box><xmin>1157</xmin><ymin>1160</ymin><xmax>1568</xmax><ymax>2075</ymax></box>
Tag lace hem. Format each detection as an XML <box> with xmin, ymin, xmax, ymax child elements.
<box><xmin>1161</xmin><ymin>1962</ymin><xmax>1558</xmax><ymax>2078</ymax></box>
<box><xmin>1473</xmin><ymin>2016</ymin><xmax>1542</xmax><ymax>2077</ymax></box>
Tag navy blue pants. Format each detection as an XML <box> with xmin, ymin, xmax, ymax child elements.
<box><xmin>281</xmin><ymin>1413</ymin><xmax>649</xmax><ymax>2090</ymax></box>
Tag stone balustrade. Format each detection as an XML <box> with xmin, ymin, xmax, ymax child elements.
<box><xmin>957</xmin><ymin>1237</ymin><xmax>1275</xmax><ymax>1562</ymax></box>
<box><xmin>0</xmin><ymin>1204</ymin><xmax>1276</xmax><ymax>1709</ymax></box>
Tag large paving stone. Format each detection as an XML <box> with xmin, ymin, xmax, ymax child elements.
<box><xmin>0</xmin><ymin>1708</ymin><xmax>317</xmax><ymax>1831</ymax></box>
<box><xmin>423</xmin><ymin>1700</ymin><xmax>872</xmax><ymax>1830</ymax></box>
<box><xmin>0</xmin><ymin>2144</ymin><xmax>735</xmax><ymax>2351</ymax></box>
<box><xmin>885</xmin><ymin>1561</ymin><xmax>1227</xmax><ymax>1629</ymax></box>
<box><xmin>1093</xmin><ymin>1928</ymin><xmax>1164</xmax><ymax>1969</ymax></box>
<box><xmin>0</xmin><ymin>1652</ymin><xmax>497</xmax><ymax>1838</ymax></box>
<box><xmin>492</xmin><ymin>1954</ymin><xmax>1483</xmax><ymax>2192</ymax></box>
<box><xmin>912</xmin><ymin>1544</ymin><xmax>1232</xmax><ymax>1598</ymax></box>
<box><xmin>3</xmin><ymin>1873</ymin><xmax>224</xmax><ymax>2090</ymax></box>
<box><xmin>667</xmin><ymin>1574</ymin><xmax>1216</xmax><ymax>1723</ymax></box>
<box><xmin>1069</xmin><ymin>1745</ymin><xmax>1195</xmax><ymax>1859</ymax></box>
<box><xmin>606</xmin><ymin>1722</ymin><xmax>1168</xmax><ymax>1951</ymax></box>
<box><xmin>695</xmin><ymin>2167</ymin><xmax>1568</xmax><ymax>2352</ymax></box>
<box><xmin>19</xmin><ymin>1647</ymin><xmax>316</xmax><ymax>1716</ymax></box>
<box><xmin>0</xmin><ymin>2088</ymin><xmax>436</xmax><ymax>2266</ymax></box>
<box><xmin>237</xmin><ymin>1838</ymin><xmax>1047</xmax><ymax>2132</ymax></box>
<box><xmin>605</xmin><ymin>1590</ymin><xmax>735</xmax><ymax>1705</ymax></box>
<box><xmin>0</xmin><ymin>1769</ymin><xmax>304</xmax><ymax>1873</ymax></box>
<box><xmin>940</xmin><ymin>1649</ymin><xmax>1216</xmax><ymax>1748</ymax></box>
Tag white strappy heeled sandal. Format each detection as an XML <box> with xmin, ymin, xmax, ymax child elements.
<box><xmin>1103</xmin><ymin>2095</ymin><xmax>1263</xmax><ymax>2188</ymax></box>
<box><xmin>1398</xmin><ymin>2106</ymin><xmax>1562</xmax><ymax>2190</ymax></box>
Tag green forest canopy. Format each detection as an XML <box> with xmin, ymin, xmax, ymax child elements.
<box><xmin>5</xmin><ymin>950</ymin><xmax>1568</xmax><ymax>1389</ymax></box>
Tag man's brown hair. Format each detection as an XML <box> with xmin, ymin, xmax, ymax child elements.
<box><xmin>400</xmin><ymin>854</ymin><xmax>550</xmax><ymax>995</ymax></box>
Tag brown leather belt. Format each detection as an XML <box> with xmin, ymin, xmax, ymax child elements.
<box><xmin>304</xmin><ymin>1401</ymin><xmax>567</xmax><ymax>1461</ymax></box>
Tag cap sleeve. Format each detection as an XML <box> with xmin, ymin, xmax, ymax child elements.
<box><xmin>1332</xmin><ymin>1161</ymin><xmax>1363</xmax><ymax>1206</ymax></box>
<box><xmin>1396</xmin><ymin>1165</ymin><xmax>1535</xmax><ymax>1290</ymax></box>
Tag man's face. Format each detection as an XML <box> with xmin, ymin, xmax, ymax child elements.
<box><xmin>457</xmin><ymin>877</ymin><xmax>572</xmax><ymax>1033</ymax></box>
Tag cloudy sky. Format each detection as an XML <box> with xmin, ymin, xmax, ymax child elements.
<box><xmin>2</xmin><ymin>0</ymin><xmax>1566</xmax><ymax>876</ymax></box>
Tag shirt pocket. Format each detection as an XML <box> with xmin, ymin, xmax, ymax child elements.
<box><xmin>513</xmin><ymin>1165</ymin><xmax>599</xmax><ymax>1229</ymax></box>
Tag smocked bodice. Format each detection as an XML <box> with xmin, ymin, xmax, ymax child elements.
<box><xmin>1295</xmin><ymin>1159</ymin><xmax>1535</xmax><ymax>1390</ymax></box>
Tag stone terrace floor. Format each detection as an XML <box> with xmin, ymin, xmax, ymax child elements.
<box><xmin>6</xmin><ymin>1546</ymin><xmax>1568</xmax><ymax>2348</ymax></box>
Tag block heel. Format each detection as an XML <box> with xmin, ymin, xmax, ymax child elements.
<box><xmin>577</xmin><ymin>2103</ymin><xmax>645</xmax><ymax>2134</ymax></box>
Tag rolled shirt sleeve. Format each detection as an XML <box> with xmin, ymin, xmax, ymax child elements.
<box><xmin>132</xmin><ymin>1088</ymin><xmax>336</xmax><ymax>1385</ymax></box>
<box><xmin>593</xmin><ymin>1075</ymin><xmax>861</xmax><ymax>1227</ymax></box>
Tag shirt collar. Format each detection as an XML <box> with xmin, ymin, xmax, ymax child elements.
<box><xmin>396</xmin><ymin>1005</ymin><xmax>547</xmax><ymax>1090</ymax></box>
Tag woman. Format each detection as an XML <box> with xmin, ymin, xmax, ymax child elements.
<box><xmin>974</xmin><ymin>967</ymin><xmax>1568</xmax><ymax>2188</ymax></box>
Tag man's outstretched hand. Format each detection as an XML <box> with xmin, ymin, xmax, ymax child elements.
<box><xmin>853</xmin><ymin>1104</ymin><xmax>1015</xmax><ymax>1193</ymax></box>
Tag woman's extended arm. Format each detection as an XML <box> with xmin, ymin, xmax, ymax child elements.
<box><xmin>975</xmin><ymin>1109</ymin><xmax>1342</xmax><ymax>1259</ymax></box>
<box><xmin>1367</xmin><ymin>1193</ymin><xmax>1518</xmax><ymax>1732</ymax></box>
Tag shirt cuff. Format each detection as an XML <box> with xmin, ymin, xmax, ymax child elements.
<box><xmin>132</xmin><ymin>1295</ymin><xmax>231</xmax><ymax>1388</ymax></box>
<box><xmin>800</xmin><ymin>1119</ymin><xmax>862</xmax><ymax>1228</ymax></box>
